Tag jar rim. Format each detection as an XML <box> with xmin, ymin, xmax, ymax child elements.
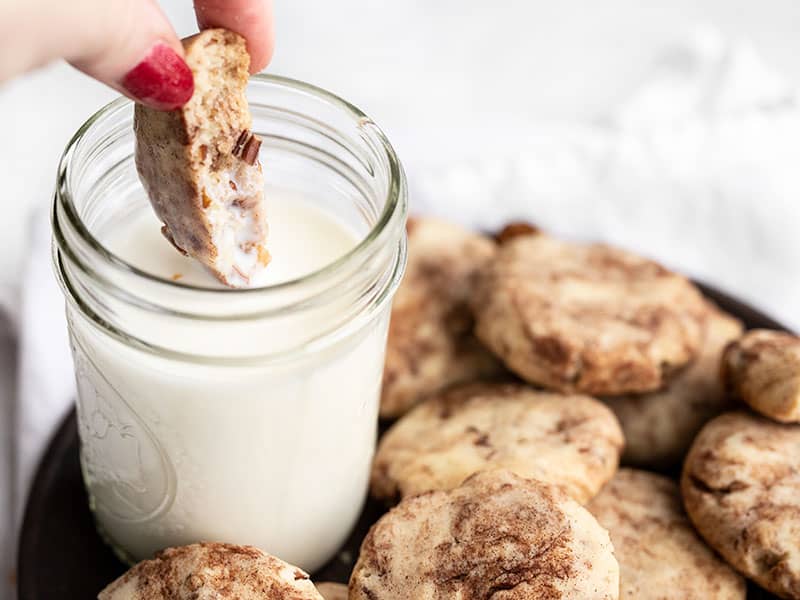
<box><xmin>54</xmin><ymin>73</ymin><xmax>406</xmax><ymax>298</ymax></box>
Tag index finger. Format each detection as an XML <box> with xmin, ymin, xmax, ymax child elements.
<box><xmin>193</xmin><ymin>0</ymin><xmax>274</xmax><ymax>73</ymax></box>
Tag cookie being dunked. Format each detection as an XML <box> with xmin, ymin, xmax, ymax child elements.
<box><xmin>135</xmin><ymin>29</ymin><xmax>269</xmax><ymax>287</ymax></box>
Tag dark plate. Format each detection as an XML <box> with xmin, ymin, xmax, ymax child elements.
<box><xmin>18</xmin><ymin>284</ymin><xmax>787</xmax><ymax>599</ymax></box>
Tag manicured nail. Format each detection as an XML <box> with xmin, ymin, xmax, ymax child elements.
<box><xmin>121</xmin><ymin>43</ymin><xmax>194</xmax><ymax>111</ymax></box>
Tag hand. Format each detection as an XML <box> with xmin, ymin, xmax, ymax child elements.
<box><xmin>0</xmin><ymin>0</ymin><xmax>274</xmax><ymax>110</ymax></box>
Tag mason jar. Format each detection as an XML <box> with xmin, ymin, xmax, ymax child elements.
<box><xmin>51</xmin><ymin>75</ymin><xmax>407</xmax><ymax>571</ymax></box>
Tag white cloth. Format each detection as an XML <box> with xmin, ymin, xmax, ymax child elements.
<box><xmin>3</xmin><ymin>24</ymin><xmax>800</xmax><ymax>600</ymax></box>
<box><xmin>0</xmin><ymin>208</ymin><xmax>73</xmax><ymax>600</ymax></box>
<box><xmin>413</xmin><ymin>29</ymin><xmax>800</xmax><ymax>331</ymax></box>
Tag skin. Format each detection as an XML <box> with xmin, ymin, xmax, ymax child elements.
<box><xmin>0</xmin><ymin>0</ymin><xmax>273</xmax><ymax>108</ymax></box>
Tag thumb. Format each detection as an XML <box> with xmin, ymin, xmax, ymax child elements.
<box><xmin>5</xmin><ymin>0</ymin><xmax>194</xmax><ymax>110</ymax></box>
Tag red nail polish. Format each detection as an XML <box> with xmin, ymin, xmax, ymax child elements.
<box><xmin>121</xmin><ymin>43</ymin><xmax>194</xmax><ymax>111</ymax></box>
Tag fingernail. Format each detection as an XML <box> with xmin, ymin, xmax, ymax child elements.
<box><xmin>121</xmin><ymin>43</ymin><xmax>194</xmax><ymax>111</ymax></box>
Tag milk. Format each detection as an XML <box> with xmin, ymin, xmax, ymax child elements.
<box><xmin>69</xmin><ymin>193</ymin><xmax>389</xmax><ymax>571</ymax></box>
<box><xmin>107</xmin><ymin>194</ymin><xmax>357</xmax><ymax>288</ymax></box>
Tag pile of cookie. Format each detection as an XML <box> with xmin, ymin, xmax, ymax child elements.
<box><xmin>364</xmin><ymin>217</ymin><xmax>800</xmax><ymax>599</ymax></box>
<box><xmin>99</xmin><ymin>217</ymin><xmax>800</xmax><ymax>599</ymax></box>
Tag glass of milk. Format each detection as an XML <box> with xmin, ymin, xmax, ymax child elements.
<box><xmin>51</xmin><ymin>75</ymin><xmax>407</xmax><ymax>571</ymax></box>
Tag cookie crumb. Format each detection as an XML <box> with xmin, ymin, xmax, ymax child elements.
<box><xmin>495</xmin><ymin>221</ymin><xmax>540</xmax><ymax>243</ymax></box>
<box><xmin>232</xmin><ymin>129</ymin><xmax>262</xmax><ymax>165</ymax></box>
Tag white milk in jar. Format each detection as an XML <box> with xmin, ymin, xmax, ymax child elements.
<box><xmin>52</xmin><ymin>76</ymin><xmax>407</xmax><ymax>571</ymax></box>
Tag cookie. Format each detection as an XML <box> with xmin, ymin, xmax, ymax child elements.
<box><xmin>588</xmin><ymin>468</ymin><xmax>746</xmax><ymax>598</ymax></box>
<box><xmin>98</xmin><ymin>542</ymin><xmax>323</xmax><ymax>599</ymax></box>
<box><xmin>381</xmin><ymin>217</ymin><xmax>504</xmax><ymax>418</ymax></box>
<box><xmin>371</xmin><ymin>382</ymin><xmax>624</xmax><ymax>504</ymax></box>
<box><xmin>135</xmin><ymin>29</ymin><xmax>269</xmax><ymax>287</ymax></box>
<box><xmin>316</xmin><ymin>582</ymin><xmax>348</xmax><ymax>600</ymax></box>
<box><xmin>722</xmin><ymin>329</ymin><xmax>800</xmax><ymax>423</ymax></box>
<box><xmin>472</xmin><ymin>234</ymin><xmax>707</xmax><ymax>395</ymax></box>
<box><xmin>603</xmin><ymin>302</ymin><xmax>743</xmax><ymax>467</ymax></box>
<box><xmin>682</xmin><ymin>412</ymin><xmax>800</xmax><ymax>598</ymax></box>
<box><xmin>351</xmin><ymin>470</ymin><xmax>619</xmax><ymax>599</ymax></box>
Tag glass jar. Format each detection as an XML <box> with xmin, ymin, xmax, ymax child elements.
<box><xmin>51</xmin><ymin>75</ymin><xmax>407</xmax><ymax>571</ymax></box>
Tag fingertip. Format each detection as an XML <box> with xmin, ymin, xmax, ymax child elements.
<box><xmin>66</xmin><ymin>0</ymin><xmax>193</xmax><ymax>111</ymax></box>
<box><xmin>120</xmin><ymin>42</ymin><xmax>195</xmax><ymax>111</ymax></box>
<box><xmin>246</xmin><ymin>31</ymin><xmax>274</xmax><ymax>74</ymax></box>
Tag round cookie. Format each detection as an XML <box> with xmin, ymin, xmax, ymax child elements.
<box><xmin>371</xmin><ymin>382</ymin><xmax>624</xmax><ymax>504</ymax></box>
<box><xmin>682</xmin><ymin>412</ymin><xmax>800</xmax><ymax>598</ymax></box>
<box><xmin>588</xmin><ymin>468</ymin><xmax>746</xmax><ymax>598</ymax></box>
<box><xmin>472</xmin><ymin>234</ymin><xmax>707</xmax><ymax>395</ymax></box>
<box><xmin>316</xmin><ymin>582</ymin><xmax>348</xmax><ymax>600</ymax></box>
<box><xmin>722</xmin><ymin>329</ymin><xmax>800</xmax><ymax>423</ymax></box>
<box><xmin>98</xmin><ymin>542</ymin><xmax>323</xmax><ymax>600</ymax></box>
<box><xmin>381</xmin><ymin>217</ymin><xmax>504</xmax><ymax>419</ymax></box>
<box><xmin>351</xmin><ymin>469</ymin><xmax>620</xmax><ymax>599</ymax></box>
<box><xmin>603</xmin><ymin>303</ymin><xmax>743</xmax><ymax>467</ymax></box>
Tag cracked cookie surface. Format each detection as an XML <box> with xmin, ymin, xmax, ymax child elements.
<box><xmin>681</xmin><ymin>412</ymin><xmax>800</xmax><ymax>599</ymax></box>
<box><xmin>472</xmin><ymin>234</ymin><xmax>707</xmax><ymax>395</ymax></box>
<box><xmin>99</xmin><ymin>542</ymin><xmax>323</xmax><ymax>599</ymax></box>
<box><xmin>723</xmin><ymin>329</ymin><xmax>800</xmax><ymax>423</ymax></box>
<box><xmin>351</xmin><ymin>470</ymin><xmax>619</xmax><ymax>600</ymax></box>
<box><xmin>603</xmin><ymin>302</ymin><xmax>743</xmax><ymax>467</ymax></box>
<box><xmin>381</xmin><ymin>217</ymin><xmax>504</xmax><ymax>419</ymax></box>
<box><xmin>588</xmin><ymin>468</ymin><xmax>745</xmax><ymax>599</ymax></box>
<box><xmin>371</xmin><ymin>382</ymin><xmax>623</xmax><ymax>504</ymax></box>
